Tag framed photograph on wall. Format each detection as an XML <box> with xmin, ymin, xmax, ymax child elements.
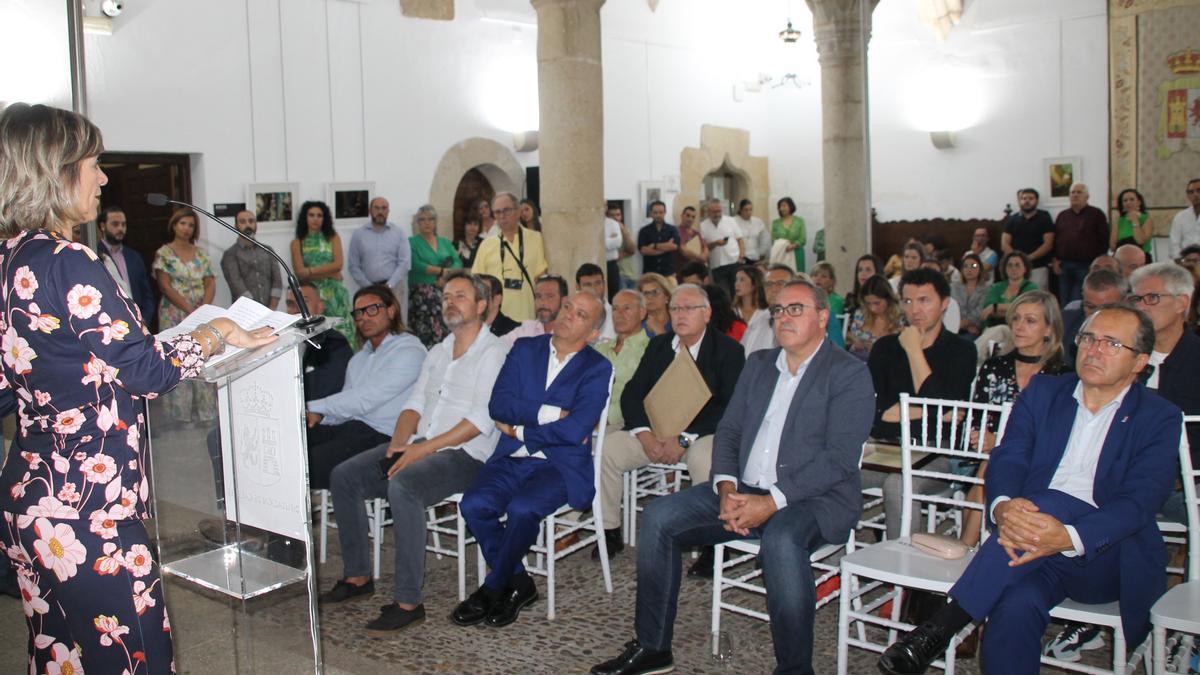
<box><xmin>246</xmin><ymin>183</ymin><xmax>299</xmax><ymax>228</ymax></box>
<box><xmin>325</xmin><ymin>181</ymin><xmax>374</xmax><ymax>225</ymax></box>
<box><xmin>639</xmin><ymin>180</ymin><xmax>665</xmax><ymax>221</ymax></box>
<box><xmin>1043</xmin><ymin>157</ymin><xmax>1082</xmax><ymax>206</ymax></box>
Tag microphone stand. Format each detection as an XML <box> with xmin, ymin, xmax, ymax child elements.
<box><xmin>146</xmin><ymin>194</ymin><xmax>325</xmax><ymax>331</ymax></box>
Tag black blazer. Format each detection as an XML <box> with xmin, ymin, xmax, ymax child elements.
<box><xmin>620</xmin><ymin>328</ymin><xmax>745</xmax><ymax>436</ymax></box>
<box><xmin>1157</xmin><ymin>329</ymin><xmax>1200</xmax><ymax>462</ymax></box>
<box><xmin>304</xmin><ymin>329</ymin><xmax>352</xmax><ymax>402</ymax></box>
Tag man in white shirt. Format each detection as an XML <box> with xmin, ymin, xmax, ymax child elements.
<box><xmin>733</xmin><ymin>199</ymin><xmax>771</xmax><ymax>264</ymax></box>
<box><xmin>1168</xmin><ymin>178</ymin><xmax>1200</xmax><ymax>260</ymax></box>
<box><xmin>320</xmin><ymin>272</ymin><xmax>508</xmax><ymax>635</ymax></box>
<box><xmin>604</xmin><ymin>213</ymin><xmax>624</xmax><ymax>301</ymax></box>
<box><xmin>879</xmin><ymin>306</ymin><xmax>1183</xmax><ymax>675</ymax></box>
<box><xmin>700</xmin><ymin>198</ymin><xmax>745</xmax><ymax>298</ymax></box>
<box><xmin>591</xmin><ymin>280</ymin><xmax>875</xmax><ymax>675</ymax></box>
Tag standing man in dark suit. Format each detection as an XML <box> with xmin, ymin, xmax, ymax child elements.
<box><xmin>594</xmin><ymin>283</ymin><xmax>745</xmax><ymax>571</ymax></box>
<box><xmin>591</xmin><ymin>279</ymin><xmax>875</xmax><ymax>675</ymax></box>
<box><xmin>879</xmin><ymin>305</ymin><xmax>1182</xmax><ymax>675</ymax></box>
<box><xmin>96</xmin><ymin>206</ymin><xmax>156</xmax><ymax>324</ymax></box>
<box><xmin>453</xmin><ymin>291</ymin><xmax>613</xmax><ymax>628</ymax></box>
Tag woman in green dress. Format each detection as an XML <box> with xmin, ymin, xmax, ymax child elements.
<box><xmin>408</xmin><ymin>204</ymin><xmax>462</xmax><ymax>347</ymax></box>
<box><xmin>771</xmin><ymin>196</ymin><xmax>806</xmax><ymax>273</ymax></box>
<box><xmin>1109</xmin><ymin>188</ymin><xmax>1153</xmax><ymax>262</ymax></box>
<box><xmin>981</xmin><ymin>250</ymin><xmax>1039</xmax><ymax>327</ymax></box>
<box><xmin>291</xmin><ymin>200</ymin><xmax>355</xmax><ymax>346</ymax></box>
<box><xmin>153</xmin><ymin>207</ymin><xmax>217</xmax><ymax>423</ymax></box>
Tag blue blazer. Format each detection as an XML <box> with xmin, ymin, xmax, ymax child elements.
<box><xmin>986</xmin><ymin>373</ymin><xmax>1182</xmax><ymax>644</ymax></box>
<box><xmin>488</xmin><ymin>334</ymin><xmax>613</xmax><ymax>510</ymax></box>
<box><xmin>98</xmin><ymin>242</ymin><xmax>156</xmax><ymax>324</ymax></box>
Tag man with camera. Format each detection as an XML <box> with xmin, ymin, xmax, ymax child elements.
<box><xmin>471</xmin><ymin>192</ymin><xmax>548</xmax><ymax>322</ymax></box>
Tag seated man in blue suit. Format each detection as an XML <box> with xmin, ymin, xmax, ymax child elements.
<box><xmin>454</xmin><ymin>290</ymin><xmax>613</xmax><ymax>629</ymax></box>
<box><xmin>591</xmin><ymin>279</ymin><xmax>876</xmax><ymax>675</ymax></box>
<box><xmin>879</xmin><ymin>304</ymin><xmax>1183</xmax><ymax>675</ymax></box>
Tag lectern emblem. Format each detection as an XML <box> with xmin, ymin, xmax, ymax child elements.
<box><xmin>236</xmin><ymin>383</ymin><xmax>281</xmax><ymax>487</ymax></box>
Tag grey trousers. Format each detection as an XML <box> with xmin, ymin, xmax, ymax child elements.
<box><xmin>329</xmin><ymin>442</ymin><xmax>482</xmax><ymax>605</ymax></box>
<box><xmin>860</xmin><ymin>456</ymin><xmax>953</xmax><ymax>540</ymax></box>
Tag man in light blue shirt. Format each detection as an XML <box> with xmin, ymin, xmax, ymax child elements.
<box><xmin>305</xmin><ymin>284</ymin><xmax>426</xmax><ymax>489</ymax></box>
<box><xmin>348</xmin><ymin>197</ymin><xmax>411</xmax><ymax>319</ymax></box>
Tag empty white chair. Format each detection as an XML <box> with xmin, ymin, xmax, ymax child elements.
<box><xmin>1151</xmin><ymin>416</ymin><xmax>1200</xmax><ymax>675</ymax></box>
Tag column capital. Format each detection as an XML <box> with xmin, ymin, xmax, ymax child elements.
<box><xmin>804</xmin><ymin>0</ymin><xmax>879</xmax><ymax>66</ymax></box>
<box><xmin>530</xmin><ymin>0</ymin><xmax>605</xmax><ymax>12</ymax></box>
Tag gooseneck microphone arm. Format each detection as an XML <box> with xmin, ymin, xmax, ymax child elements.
<box><xmin>146</xmin><ymin>193</ymin><xmax>324</xmax><ymax>330</ymax></box>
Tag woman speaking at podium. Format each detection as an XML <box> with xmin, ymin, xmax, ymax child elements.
<box><xmin>0</xmin><ymin>104</ymin><xmax>274</xmax><ymax>674</ymax></box>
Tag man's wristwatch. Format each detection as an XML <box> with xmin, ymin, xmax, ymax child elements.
<box><xmin>677</xmin><ymin>434</ymin><xmax>692</xmax><ymax>449</ymax></box>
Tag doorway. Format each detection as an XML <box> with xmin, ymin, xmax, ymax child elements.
<box><xmin>98</xmin><ymin>152</ymin><xmax>192</xmax><ymax>332</ymax></box>
<box><xmin>701</xmin><ymin>159</ymin><xmax>750</xmax><ymax>215</ymax></box>
<box><xmin>452</xmin><ymin>167</ymin><xmax>495</xmax><ymax>242</ymax></box>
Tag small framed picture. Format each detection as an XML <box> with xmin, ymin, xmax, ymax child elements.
<box><xmin>639</xmin><ymin>180</ymin><xmax>665</xmax><ymax>221</ymax></box>
<box><xmin>1043</xmin><ymin>157</ymin><xmax>1082</xmax><ymax>206</ymax></box>
<box><xmin>325</xmin><ymin>181</ymin><xmax>375</xmax><ymax>225</ymax></box>
<box><xmin>246</xmin><ymin>183</ymin><xmax>299</xmax><ymax>227</ymax></box>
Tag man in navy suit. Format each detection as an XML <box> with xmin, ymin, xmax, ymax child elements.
<box><xmin>592</xmin><ymin>280</ymin><xmax>875</xmax><ymax>675</ymax></box>
<box><xmin>96</xmin><ymin>206</ymin><xmax>156</xmax><ymax>324</ymax></box>
<box><xmin>454</xmin><ymin>291</ymin><xmax>613</xmax><ymax>629</ymax></box>
<box><xmin>879</xmin><ymin>305</ymin><xmax>1183</xmax><ymax>675</ymax></box>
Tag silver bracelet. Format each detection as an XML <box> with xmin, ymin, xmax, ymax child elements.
<box><xmin>197</xmin><ymin>322</ymin><xmax>226</xmax><ymax>355</ymax></box>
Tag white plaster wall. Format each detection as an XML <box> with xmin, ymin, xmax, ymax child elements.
<box><xmin>868</xmin><ymin>0</ymin><xmax>1109</xmax><ymax>222</ymax></box>
<box><xmin>1</xmin><ymin>0</ymin><xmax>1110</xmax><ymax>304</ymax></box>
<box><xmin>0</xmin><ymin>0</ymin><xmax>73</xmax><ymax>110</ymax></box>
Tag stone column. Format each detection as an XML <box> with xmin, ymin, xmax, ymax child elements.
<box><xmin>806</xmin><ymin>0</ymin><xmax>878</xmax><ymax>294</ymax></box>
<box><xmin>532</xmin><ymin>0</ymin><xmax>606</xmax><ymax>284</ymax></box>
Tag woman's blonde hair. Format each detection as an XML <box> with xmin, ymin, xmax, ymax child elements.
<box><xmin>0</xmin><ymin>104</ymin><xmax>104</xmax><ymax>237</ymax></box>
<box><xmin>1006</xmin><ymin>290</ymin><xmax>1065</xmax><ymax>366</ymax></box>
<box><xmin>637</xmin><ymin>272</ymin><xmax>677</xmax><ymax>298</ymax></box>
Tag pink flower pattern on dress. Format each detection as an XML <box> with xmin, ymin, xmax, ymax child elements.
<box><xmin>0</xmin><ymin>229</ymin><xmax>198</xmax><ymax>675</ymax></box>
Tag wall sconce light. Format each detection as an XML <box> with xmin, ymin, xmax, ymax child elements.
<box><xmin>513</xmin><ymin>130</ymin><xmax>539</xmax><ymax>152</ymax></box>
<box><xmin>930</xmin><ymin>131</ymin><xmax>956</xmax><ymax>150</ymax></box>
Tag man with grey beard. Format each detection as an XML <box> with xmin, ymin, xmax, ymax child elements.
<box><xmin>321</xmin><ymin>271</ymin><xmax>509</xmax><ymax>636</ymax></box>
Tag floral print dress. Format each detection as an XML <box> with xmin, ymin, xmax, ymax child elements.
<box><xmin>153</xmin><ymin>243</ymin><xmax>216</xmax><ymax>423</ymax></box>
<box><xmin>0</xmin><ymin>228</ymin><xmax>208</xmax><ymax>674</ymax></box>
<box><xmin>300</xmin><ymin>233</ymin><xmax>355</xmax><ymax>346</ymax></box>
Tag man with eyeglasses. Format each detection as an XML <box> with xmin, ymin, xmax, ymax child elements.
<box><xmin>502</xmin><ymin>274</ymin><xmax>567</xmax><ymax>346</ymax></box>
<box><xmin>347</xmin><ymin>197</ymin><xmax>412</xmax><ymax>321</ymax></box>
<box><xmin>1168</xmin><ymin>178</ymin><xmax>1200</xmax><ymax>260</ymax></box>
<box><xmin>592</xmin><ymin>280</ymin><xmax>874</xmax><ymax>675</ymax></box>
<box><xmin>471</xmin><ymin>192</ymin><xmax>548</xmax><ymax>322</ymax></box>
<box><xmin>880</xmin><ymin>304</ymin><xmax>1182</xmax><ymax>675</ymax></box>
<box><xmin>863</xmin><ymin>268</ymin><xmax>976</xmax><ymax>540</ymax></box>
<box><xmin>594</xmin><ymin>284</ymin><xmax>745</xmax><ymax>572</ymax></box>
<box><xmin>762</xmin><ymin>264</ymin><xmax>845</xmax><ymax>349</ymax></box>
<box><xmin>303</xmin><ymin>284</ymin><xmax>428</xmax><ymax>489</ymax></box>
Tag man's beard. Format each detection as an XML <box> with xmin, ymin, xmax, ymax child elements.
<box><xmin>537</xmin><ymin>310</ymin><xmax>556</xmax><ymax>325</ymax></box>
<box><xmin>103</xmin><ymin>231</ymin><xmax>123</xmax><ymax>245</ymax></box>
<box><xmin>239</xmin><ymin>228</ymin><xmax>257</xmax><ymax>240</ymax></box>
<box><xmin>444</xmin><ymin>310</ymin><xmax>464</xmax><ymax>330</ymax></box>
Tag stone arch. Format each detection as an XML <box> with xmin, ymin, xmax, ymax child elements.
<box><xmin>428</xmin><ymin>137</ymin><xmax>525</xmax><ymax>239</ymax></box>
<box><xmin>677</xmin><ymin>125</ymin><xmax>769</xmax><ymax>224</ymax></box>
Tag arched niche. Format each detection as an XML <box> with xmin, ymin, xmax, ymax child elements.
<box><xmin>428</xmin><ymin>137</ymin><xmax>525</xmax><ymax>239</ymax></box>
<box><xmin>677</xmin><ymin>125</ymin><xmax>769</xmax><ymax>223</ymax></box>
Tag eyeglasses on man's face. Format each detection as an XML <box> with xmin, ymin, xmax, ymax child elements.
<box><xmin>768</xmin><ymin>303</ymin><xmax>813</xmax><ymax>318</ymax></box>
<box><xmin>1074</xmin><ymin>332</ymin><xmax>1138</xmax><ymax>357</ymax></box>
<box><xmin>351</xmin><ymin>302</ymin><xmax>386</xmax><ymax>320</ymax></box>
<box><xmin>668</xmin><ymin>304</ymin><xmax>706</xmax><ymax>314</ymax></box>
<box><xmin>1126</xmin><ymin>292</ymin><xmax>1178</xmax><ymax>306</ymax></box>
<box><xmin>493</xmin><ymin>207</ymin><xmax>516</xmax><ymax>216</ymax></box>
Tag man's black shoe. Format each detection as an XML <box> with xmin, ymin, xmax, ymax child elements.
<box><xmin>319</xmin><ymin>579</ymin><xmax>374</xmax><ymax>604</ymax></box>
<box><xmin>451</xmin><ymin>585</ymin><xmax>498</xmax><ymax>626</ymax></box>
<box><xmin>365</xmin><ymin>603</ymin><xmax>425</xmax><ymax>636</ymax></box>
<box><xmin>878</xmin><ymin>621</ymin><xmax>953</xmax><ymax>675</ymax></box>
<box><xmin>484</xmin><ymin>576</ymin><xmax>538</xmax><ymax>627</ymax></box>
<box><xmin>590</xmin><ymin>639</ymin><xmax>675</xmax><ymax>675</ymax></box>
<box><xmin>592</xmin><ymin>527</ymin><xmax>624</xmax><ymax>560</ymax></box>
<box><xmin>686</xmin><ymin>546</ymin><xmax>716</xmax><ymax>579</ymax></box>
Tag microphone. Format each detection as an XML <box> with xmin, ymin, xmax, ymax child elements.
<box><xmin>146</xmin><ymin>193</ymin><xmax>325</xmax><ymax>330</ymax></box>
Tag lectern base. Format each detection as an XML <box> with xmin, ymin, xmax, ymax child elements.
<box><xmin>162</xmin><ymin>544</ymin><xmax>307</xmax><ymax>600</ymax></box>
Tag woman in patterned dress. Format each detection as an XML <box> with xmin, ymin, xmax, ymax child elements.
<box><xmin>847</xmin><ymin>274</ymin><xmax>902</xmax><ymax>360</ymax></box>
<box><xmin>0</xmin><ymin>103</ymin><xmax>273</xmax><ymax>675</ymax></box>
<box><xmin>152</xmin><ymin>208</ymin><xmax>216</xmax><ymax>424</ymax></box>
<box><xmin>290</xmin><ymin>200</ymin><xmax>355</xmax><ymax>346</ymax></box>
<box><xmin>407</xmin><ymin>204</ymin><xmax>461</xmax><ymax>347</ymax></box>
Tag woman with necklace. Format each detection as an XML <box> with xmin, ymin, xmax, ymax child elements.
<box><xmin>961</xmin><ymin>290</ymin><xmax>1069</xmax><ymax>547</ymax></box>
